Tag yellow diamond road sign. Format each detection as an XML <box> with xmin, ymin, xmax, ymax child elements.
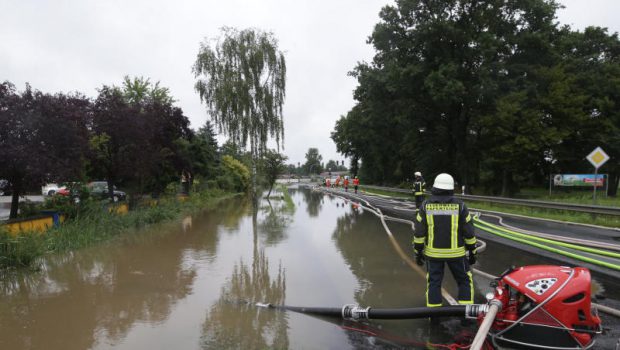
<box><xmin>587</xmin><ymin>147</ymin><xmax>609</xmax><ymax>169</ymax></box>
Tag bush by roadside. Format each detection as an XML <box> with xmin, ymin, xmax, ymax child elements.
<box><xmin>0</xmin><ymin>188</ymin><xmax>237</xmax><ymax>269</ymax></box>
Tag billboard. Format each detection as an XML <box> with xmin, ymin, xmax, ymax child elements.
<box><xmin>553</xmin><ymin>174</ymin><xmax>605</xmax><ymax>187</ymax></box>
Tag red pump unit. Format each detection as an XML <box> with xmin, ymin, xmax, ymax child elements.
<box><xmin>484</xmin><ymin>265</ymin><xmax>602</xmax><ymax>349</ymax></box>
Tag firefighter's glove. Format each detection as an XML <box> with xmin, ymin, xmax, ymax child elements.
<box><xmin>467</xmin><ymin>249</ymin><xmax>477</xmax><ymax>265</ymax></box>
<box><xmin>415</xmin><ymin>250</ymin><xmax>425</xmax><ymax>266</ymax></box>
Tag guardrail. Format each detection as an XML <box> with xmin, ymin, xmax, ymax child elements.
<box><xmin>360</xmin><ymin>185</ymin><xmax>620</xmax><ymax>217</ymax></box>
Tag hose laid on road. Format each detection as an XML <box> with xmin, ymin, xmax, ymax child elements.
<box><xmin>473</xmin><ymin>220</ymin><xmax>620</xmax><ymax>271</ymax></box>
<box><xmin>470</xmin><ymin>301</ymin><xmax>501</xmax><ymax>350</ymax></box>
<box><xmin>474</xmin><ymin>217</ymin><xmax>620</xmax><ymax>259</ymax></box>
<box><xmin>478</xmin><ymin>212</ymin><xmax>620</xmax><ymax>251</ymax></box>
<box><xmin>256</xmin><ymin>302</ymin><xmax>469</xmax><ymax>319</ymax></box>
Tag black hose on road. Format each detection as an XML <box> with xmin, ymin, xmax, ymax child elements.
<box><xmin>258</xmin><ymin>302</ymin><xmax>469</xmax><ymax>320</ymax></box>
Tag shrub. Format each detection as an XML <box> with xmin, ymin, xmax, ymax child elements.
<box><xmin>219</xmin><ymin>155</ymin><xmax>250</xmax><ymax>193</ymax></box>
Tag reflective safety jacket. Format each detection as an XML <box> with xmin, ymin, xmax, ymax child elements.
<box><xmin>413</xmin><ymin>178</ymin><xmax>425</xmax><ymax>196</ymax></box>
<box><xmin>413</xmin><ymin>195</ymin><xmax>476</xmax><ymax>259</ymax></box>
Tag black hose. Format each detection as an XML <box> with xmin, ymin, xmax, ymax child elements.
<box><xmin>261</xmin><ymin>303</ymin><xmax>468</xmax><ymax>320</ymax></box>
<box><xmin>269</xmin><ymin>305</ymin><xmax>343</xmax><ymax>318</ymax></box>
<box><xmin>368</xmin><ymin>306</ymin><xmax>467</xmax><ymax>319</ymax></box>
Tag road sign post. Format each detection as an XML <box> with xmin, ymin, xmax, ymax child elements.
<box><xmin>586</xmin><ymin>147</ymin><xmax>610</xmax><ymax>205</ymax></box>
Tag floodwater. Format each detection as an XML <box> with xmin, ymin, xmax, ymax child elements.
<box><xmin>0</xmin><ymin>186</ymin><xmax>617</xmax><ymax>349</ymax></box>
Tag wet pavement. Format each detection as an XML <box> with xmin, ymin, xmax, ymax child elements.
<box><xmin>0</xmin><ymin>186</ymin><xmax>618</xmax><ymax>349</ymax></box>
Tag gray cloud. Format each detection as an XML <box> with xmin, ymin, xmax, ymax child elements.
<box><xmin>1</xmin><ymin>0</ymin><xmax>618</xmax><ymax>165</ymax></box>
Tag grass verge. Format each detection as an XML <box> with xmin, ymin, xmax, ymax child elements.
<box><xmin>516</xmin><ymin>188</ymin><xmax>619</xmax><ymax>207</ymax></box>
<box><xmin>0</xmin><ymin>189</ymin><xmax>237</xmax><ymax>270</ymax></box>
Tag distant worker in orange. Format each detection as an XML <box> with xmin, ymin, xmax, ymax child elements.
<box><xmin>335</xmin><ymin>175</ymin><xmax>341</xmax><ymax>187</ymax></box>
<box><xmin>344</xmin><ymin>176</ymin><xmax>350</xmax><ymax>192</ymax></box>
<box><xmin>353</xmin><ymin>176</ymin><xmax>360</xmax><ymax>193</ymax></box>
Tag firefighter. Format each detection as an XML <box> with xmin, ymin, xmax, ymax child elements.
<box><xmin>412</xmin><ymin>173</ymin><xmax>477</xmax><ymax>307</ymax></box>
<box><xmin>353</xmin><ymin>176</ymin><xmax>360</xmax><ymax>193</ymax></box>
<box><xmin>412</xmin><ymin>171</ymin><xmax>425</xmax><ymax>212</ymax></box>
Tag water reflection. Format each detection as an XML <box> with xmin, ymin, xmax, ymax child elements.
<box><xmin>301</xmin><ymin>189</ymin><xmax>323</xmax><ymax>217</ymax></box>
<box><xmin>0</xmin><ymin>197</ymin><xmax>249</xmax><ymax>350</ymax></box>
<box><xmin>201</xmin><ymin>250</ymin><xmax>288</xmax><ymax>349</ymax></box>
<box><xmin>0</xmin><ymin>236</ymin><xmax>197</xmax><ymax>350</ymax></box>
<box><xmin>258</xmin><ymin>196</ymin><xmax>295</xmax><ymax>247</ymax></box>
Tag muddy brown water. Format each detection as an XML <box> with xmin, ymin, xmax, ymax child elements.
<box><xmin>0</xmin><ymin>186</ymin><xmax>617</xmax><ymax>349</ymax></box>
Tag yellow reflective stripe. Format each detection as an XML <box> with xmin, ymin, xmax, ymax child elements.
<box><xmin>425</xmin><ymin>273</ymin><xmax>442</xmax><ymax>307</ymax></box>
<box><xmin>414</xmin><ymin>192</ymin><xmax>424</xmax><ymax>195</ymax></box>
<box><xmin>465</xmin><ymin>213</ymin><xmax>472</xmax><ymax>223</ymax></box>
<box><xmin>427</xmin><ymin>214</ymin><xmax>434</xmax><ymax>248</ymax></box>
<box><xmin>425</xmin><ymin>272</ymin><xmax>429</xmax><ymax>306</ymax></box>
<box><xmin>413</xmin><ymin>237</ymin><xmax>425</xmax><ymax>244</ymax></box>
<box><xmin>457</xmin><ymin>271</ymin><xmax>474</xmax><ymax>305</ymax></box>
<box><xmin>416</xmin><ymin>213</ymin><xmax>422</xmax><ymax>222</ymax></box>
<box><xmin>424</xmin><ymin>246</ymin><xmax>466</xmax><ymax>258</ymax></box>
<box><xmin>450</xmin><ymin>214</ymin><xmax>458</xmax><ymax>249</ymax></box>
<box><xmin>464</xmin><ymin>237</ymin><xmax>476</xmax><ymax>245</ymax></box>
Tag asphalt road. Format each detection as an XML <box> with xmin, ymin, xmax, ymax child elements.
<box><xmin>0</xmin><ymin>195</ymin><xmax>44</xmax><ymax>221</ymax></box>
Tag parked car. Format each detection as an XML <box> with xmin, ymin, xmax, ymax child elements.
<box><xmin>55</xmin><ymin>186</ymin><xmax>82</xmax><ymax>203</ymax></box>
<box><xmin>42</xmin><ymin>183</ymin><xmax>66</xmax><ymax>196</ymax></box>
<box><xmin>88</xmin><ymin>181</ymin><xmax>127</xmax><ymax>202</ymax></box>
<box><xmin>0</xmin><ymin>179</ymin><xmax>11</xmax><ymax>196</ymax></box>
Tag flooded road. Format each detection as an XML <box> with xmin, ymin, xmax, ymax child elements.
<box><xmin>0</xmin><ymin>186</ymin><xmax>618</xmax><ymax>349</ymax></box>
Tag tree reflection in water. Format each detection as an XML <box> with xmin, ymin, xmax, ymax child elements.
<box><xmin>301</xmin><ymin>189</ymin><xmax>323</xmax><ymax>217</ymax></box>
<box><xmin>201</xmin><ymin>250</ymin><xmax>288</xmax><ymax>349</ymax></box>
<box><xmin>0</xmin><ymin>196</ymin><xmax>250</xmax><ymax>350</ymax></box>
<box><xmin>258</xmin><ymin>195</ymin><xmax>295</xmax><ymax>247</ymax></box>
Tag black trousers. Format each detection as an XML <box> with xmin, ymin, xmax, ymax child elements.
<box><xmin>414</xmin><ymin>195</ymin><xmax>424</xmax><ymax>211</ymax></box>
<box><xmin>426</xmin><ymin>258</ymin><xmax>473</xmax><ymax>307</ymax></box>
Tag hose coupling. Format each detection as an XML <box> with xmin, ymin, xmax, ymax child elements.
<box><xmin>342</xmin><ymin>304</ymin><xmax>371</xmax><ymax>320</ymax></box>
<box><xmin>465</xmin><ymin>304</ymin><xmax>488</xmax><ymax>319</ymax></box>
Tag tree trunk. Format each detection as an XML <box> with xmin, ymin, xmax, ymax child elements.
<box><xmin>267</xmin><ymin>184</ymin><xmax>273</xmax><ymax>198</ymax></box>
<box><xmin>251</xmin><ymin>142</ymin><xmax>258</xmax><ymax>201</ymax></box>
<box><xmin>9</xmin><ymin>187</ymin><xmax>20</xmax><ymax>219</ymax></box>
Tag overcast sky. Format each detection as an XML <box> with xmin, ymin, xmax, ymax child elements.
<box><xmin>1</xmin><ymin>0</ymin><xmax>619</xmax><ymax>166</ymax></box>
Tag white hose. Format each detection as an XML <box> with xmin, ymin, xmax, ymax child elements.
<box><xmin>470</xmin><ymin>301</ymin><xmax>501</xmax><ymax>350</ymax></box>
<box><xmin>480</xmin><ymin>212</ymin><xmax>620</xmax><ymax>252</ymax></box>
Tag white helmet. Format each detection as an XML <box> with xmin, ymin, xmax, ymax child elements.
<box><xmin>414</xmin><ymin>171</ymin><xmax>422</xmax><ymax>177</ymax></box>
<box><xmin>433</xmin><ymin>173</ymin><xmax>454</xmax><ymax>190</ymax></box>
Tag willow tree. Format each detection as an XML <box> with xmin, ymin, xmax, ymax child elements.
<box><xmin>193</xmin><ymin>27</ymin><xmax>286</xmax><ymax>198</ymax></box>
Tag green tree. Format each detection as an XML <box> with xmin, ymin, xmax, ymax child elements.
<box><xmin>325</xmin><ymin>160</ymin><xmax>338</xmax><ymax>173</ymax></box>
<box><xmin>193</xmin><ymin>27</ymin><xmax>287</xmax><ymax>198</ymax></box>
<box><xmin>303</xmin><ymin>148</ymin><xmax>323</xmax><ymax>175</ymax></box>
<box><xmin>218</xmin><ymin>155</ymin><xmax>251</xmax><ymax>193</ymax></box>
<box><xmin>122</xmin><ymin>75</ymin><xmax>175</xmax><ymax>106</ymax></box>
<box><xmin>260</xmin><ymin>149</ymin><xmax>287</xmax><ymax>197</ymax></box>
<box><xmin>0</xmin><ymin>83</ymin><xmax>89</xmax><ymax>218</ymax></box>
<box><xmin>333</xmin><ymin>0</ymin><xmax>597</xmax><ymax>192</ymax></box>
